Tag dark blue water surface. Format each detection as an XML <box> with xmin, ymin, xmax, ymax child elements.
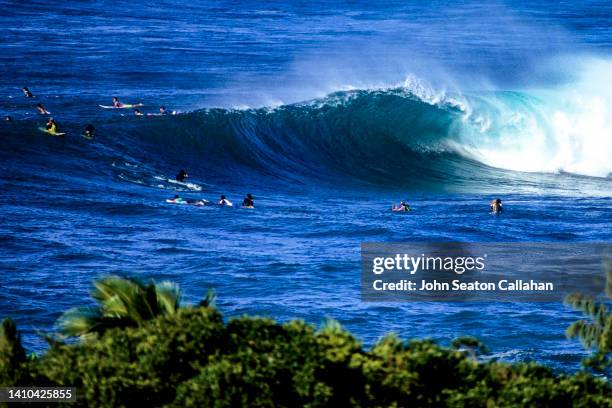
<box><xmin>0</xmin><ymin>0</ymin><xmax>611</xmax><ymax>373</ymax></box>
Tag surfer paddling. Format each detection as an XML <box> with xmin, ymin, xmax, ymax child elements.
<box><xmin>490</xmin><ymin>198</ymin><xmax>503</xmax><ymax>214</ymax></box>
<box><xmin>100</xmin><ymin>98</ymin><xmax>142</xmax><ymax>109</ymax></box>
<box><xmin>83</xmin><ymin>124</ymin><xmax>95</xmax><ymax>139</ymax></box>
<box><xmin>147</xmin><ymin>106</ymin><xmax>178</xmax><ymax>116</ymax></box>
<box><xmin>22</xmin><ymin>87</ymin><xmax>34</xmax><ymax>98</ymax></box>
<box><xmin>36</xmin><ymin>103</ymin><xmax>50</xmax><ymax>115</ymax></box>
<box><xmin>392</xmin><ymin>201</ymin><xmax>411</xmax><ymax>212</ymax></box>
<box><xmin>46</xmin><ymin>118</ymin><xmax>58</xmax><ymax>134</ymax></box>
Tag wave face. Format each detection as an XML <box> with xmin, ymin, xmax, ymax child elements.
<box><xmin>4</xmin><ymin>71</ymin><xmax>611</xmax><ymax>195</ymax></box>
<box><xmin>108</xmin><ymin>79</ymin><xmax>611</xmax><ymax>193</ymax></box>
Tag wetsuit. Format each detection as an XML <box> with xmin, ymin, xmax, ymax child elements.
<box><xmin>84</xmin><ymin>125</ymin><xmax>94</xmax><ymax>138</ymax></box>
<box><xmin>176</xmin><ymin>171</ymin><xmax>187</xmax><ymax>182</ymax></box>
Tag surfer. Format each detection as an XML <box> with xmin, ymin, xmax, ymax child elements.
<box><xmin>490</xmin><ymin>198</ymin><xmax>503</xmax><ymax>214</ymax></box>
<box><xmin>168</xmin><ymin>194</ymin><xmax>183</xmax><ymax>203</ymax></box>
<box><xmin>83</xmin><ymin>124</ymin><xmax>95</xmax><ymax>139</ymax></box>
<box><xmin>147</xmin><ymin>107</ymin><xmax>177</xmax><ymax>116</ymax></box>
<box><xmin>22</xmin><ymin>87</ymin><xmax>33</xmax><ymax>98</ymax></box>
<box><xmin>242</xmin><ymin>193</ymin><xmax>254</xmax><ymax>208</ymax></box>
<box><xmin>134</xmin><ymin>109</ymin><xmax>143</xmax><ymax>116</ymax></box>
<box><xmin>218</xmin><ymin>195</ymin><xmax>233</xmax><ymax>206</ymax></box>
<box><xmin>46</xmin><ymin>118</ymin><xmax>58</xmax><ymax>134</ymax></box>
<box><xmin>176</xmin><ymin>169</ymin><xmax>188</xmax><ymax>182</ymax></box>
<box><xmin>186</xmin><ymin>199</ymin><xmax>206</xmax><ymax>206</ymax></box>
<box><xmin>392</xmin><ymin>201</ymin><xmax>411</xmax><ymax>212</ymax></box>
<box><xmin>36</xmin><ymin>103</ymin><xmax>50</xmax><ymax>115</ymax></box>
<box><xmin>112</xmin><ymin>97</ymin><xmax>123</xmax><ymax>108</ymax></box>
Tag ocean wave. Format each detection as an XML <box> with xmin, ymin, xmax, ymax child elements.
<box><xmin>4</xmin><ymin>68</ymin><xmax>611</xmax><ymax>191</ymax></box>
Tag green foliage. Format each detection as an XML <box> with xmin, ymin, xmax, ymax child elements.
<box><xmin>57</xmin><ymin>275</ymin><xmax>183</xmax><ymax>338</ymax></box>
<box><xmin>198</xmin><ymin>288</ymin><xmax>216</xmax><ymax>308</ymax></box>
<box><xmin>2</xmin><ymin>274</ymin><xmax>611</xmax><ymax>407</ymax></box>
<box><xmin>3</xmin><ymin>310</ymin><xmax>608</xmax><ymax>407</ymax></box>
<box><xmin>32</xmin><ymin>307</ymin><xmax>224</xmax><ymax>407</ymax></box>
<box><xmin>565</xmin><ymin>266</ymin><xmax>612</xmax><ymax>371</ymax></box>
<box><xmin>0</xmin><ymin>318</ymin><xmax>26</xmax><ymax>386</ymax></box>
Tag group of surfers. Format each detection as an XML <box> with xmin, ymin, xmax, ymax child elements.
<box><xmin>5</xmin><ymin>87</ymin><xmax>174</xmax><ymax>138</ymax></box>
<box><xmin>168</xmin><ymin>193</ymin><xmax>255</xmax><ymax>208</ymax></box>
<box><xmin>112</xmin><ymin>97</ymin><xmax>177</xmax><ymax>117</ymax></box>
<box><xmin>168</xmin><ymin>169</ymin><xmax>256</xmax><ymax>209</ymax></box>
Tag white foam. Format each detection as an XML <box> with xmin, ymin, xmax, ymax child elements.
<box><xmin>455</xmin><ymin>58</ymin><xmax>612</xmax><ymax>178</ymax></box>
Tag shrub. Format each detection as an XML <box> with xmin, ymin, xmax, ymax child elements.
<box><xmin>0</xmin><ymin>318</ymin><xmax>26</xmax><ymax>386</ymax></box>
<box><xmin>0</xmin><ymin>309</ymin><xmax>607</xmax><ymax>407</ymax></box>
<box><xmin>1</xmin><ymin>276</ymin><xmax>610</xmax><ymax>407</ymax></box>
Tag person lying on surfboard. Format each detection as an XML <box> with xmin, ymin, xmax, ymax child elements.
<box><xmin>147</xmin><ymin>106</ymin><xmax>177</xmax><ymax>116</ymax></box>
<box><xmin>176</xmin><ymin>169</ymin><xmax>188</xmax><ymax>182</ymax></box>
<box><xmin>392</xmin><ymin>201</ymin><xmax>411</xmax><ymax>212</ymax></box>
<box><xmin>36</xmin><ymin>103</ymin><xmax>50</xmax><ymax>115</ymax></box>
<box><xmin>46</xmin><ymin>118</ymin><xmax>58</xmax><ymax>134</ymax></box>
<box><xmin>101</xmin><ymin>98</ymin><xmax>142</xmax><ymax>109</ymax></box>
<box><xmin>22</xmin><ymin>87</ymin><xmax>34</xmax><ymax>98</ymax></box>
<box><xmin>168</xmin><ymin>194</ymin><xmax>184</xmax><ymax>204</ymax></box>
<box><xmin>134</xmin><ymin>109</ymin><xmax>143</xmax><ymax>116</ymax></box>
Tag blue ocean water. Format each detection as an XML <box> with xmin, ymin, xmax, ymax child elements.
<box><xmin>0</xmin><ymin>0</ymin><xmax>611</xmax><ymax>372</ymax></box>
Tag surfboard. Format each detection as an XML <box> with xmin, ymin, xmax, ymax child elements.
<box><xmin>82</xmin><ymin>133</ymin><xmax>94</xmax><ymax>140</ymax></box>
<box><xmin>99</xmin><ymin>103</ymin><xmax>143</xmax><ymax>109</ymax></box>
<box><xmin>38</xmin><ymin>127</ymin><xmax>65</xmax><ymax>136</ymax></box>
<box><xmin>154</xmin><ymin>176</ymin><xmax>203</xmax><ymax>191</ymax></box>
<box><xmin>166</xmin><ymin>199</ymin><xmax>208</xmax><ymax>206</ymax></box>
